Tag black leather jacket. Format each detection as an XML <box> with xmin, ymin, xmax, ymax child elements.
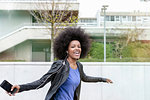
<box><xmin>19</xmin><ymin>60</ymin><xmax>107</xmax><ymax>100</ymax></box>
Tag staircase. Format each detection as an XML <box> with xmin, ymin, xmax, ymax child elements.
<box><xmin>0</xmin><ymin>26</ymin><xmax>51</xmax><ymax>53</ymax></box>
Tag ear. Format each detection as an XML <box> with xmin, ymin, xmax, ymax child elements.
<box><xmin>66</xmin><ymin>51</ymin><xmax>68</xmax><ymax>54</ymax></box>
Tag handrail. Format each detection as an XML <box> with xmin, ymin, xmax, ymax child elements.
<box><xmin>1</xmin><ymin>22</ymin><xmax>150</xmax><ymax>41</ymax></box>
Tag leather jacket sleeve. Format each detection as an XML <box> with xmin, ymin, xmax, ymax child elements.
<box><xmin>78</xmin><ymin>62</ymin><xmax>107</xmax><ymax>82</ymax></box>
<box><xmin>19</xmin><ymin>60</ymin><xmax>63</xmax><ymax>92</ymax></box>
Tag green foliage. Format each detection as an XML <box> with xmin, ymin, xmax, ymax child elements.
<box><xmin>89</xmin><ymin>42</ymin><xmax>104</xmax><ymax>59</ymax></box>
<box><xmin>122</xmin><ymin>45</ymin><xmax>132</xmax><ymax>58</ymax></box>
<box><xmin>87</xmin><ymin>41</ymin><xmax>113</xmax><ymax>60</ymax></box>
<box><xmin>80</xmin><ymin>41</ymin><xmax>150</xmax><ymax>62</ymax></box>
<box><xmin>106</xmin><ymin>43</ymin><xmax>114</xmax><ymax>58</ymax></box>
<box><xmin>123</xmin><ymin>42</ymin><xmax>150</xmax><ymax>59</ymax></box>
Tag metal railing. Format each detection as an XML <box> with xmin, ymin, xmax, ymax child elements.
<box><xmin>1</xmin><ymin>22</ymin><xmax>150</xmax><ymax>41</ymax></box>
<box><xmin>1</xmin><ymin>22</ymin><xmax>97</xmax><ymax>36</ymax></box>
<box><xmin>100</xmin><ymin>21</ymin><xmax>150</xmax><ymax>27</ymax></box>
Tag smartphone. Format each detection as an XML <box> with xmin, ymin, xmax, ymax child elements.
<box><xmin>0</xmin><ymin>80</ymin><xmax>17</xmax><ymax>94</ymax></box>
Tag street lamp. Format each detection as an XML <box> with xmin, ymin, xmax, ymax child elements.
<box><xmin>101</xmin><ymin>5</ymin><xmax>108</xmax><ymax>62</ymax></box>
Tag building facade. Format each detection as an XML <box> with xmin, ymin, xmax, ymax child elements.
<box><xmin>0</xmin><ymin>0</ymin><xmax>79</xmax><ymax>61</ymax></box>
<box><xmin>0</xmin><ymin>0</ymin><xmax>150</xmax><ymax>61</ymax></box>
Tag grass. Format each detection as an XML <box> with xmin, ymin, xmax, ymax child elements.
<box><xmin>79</xmin><ymin>57</ymin><xmax>150</xmax><ymax>62</ymax></box>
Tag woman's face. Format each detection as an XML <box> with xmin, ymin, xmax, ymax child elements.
<box><xmin>67</xmin><ymin>40</ymin><xmax>81</xmax><ymax>60</ymax></box>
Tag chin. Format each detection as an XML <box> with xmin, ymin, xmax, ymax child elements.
<box><xmin>75</xmin><ymin>57</ymin><xmax>80</xmax><ymax>60</ymax></box>
<box><xmin>76</xmin><ymin>58</ymin><xmax>79</xmax><ymax>60</ymax></box>
<box><xmin>73</xmin><ymin>57</ymin><xmax>80</xmax><ymax>60</ymax></box>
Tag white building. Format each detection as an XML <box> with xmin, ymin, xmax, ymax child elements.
<box><xmin>0</xmin><ymin>0</ymin><xmax>79</xmax><ymax>61</ymax></box>
<box><xmin>0</xmin><ymin>0</ymin><xmax>150</xmax><ymax>61</ymax></box>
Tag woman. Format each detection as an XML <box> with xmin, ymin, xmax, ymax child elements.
<box><xmin>9</xmin><ymin>27</ymin><xmax>113</xmax><ymax>100</ymax></box>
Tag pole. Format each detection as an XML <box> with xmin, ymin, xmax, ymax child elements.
<box><xmin>104</xmin><ymin>7</ymin><xmax>106</xmax><ymax>62</ymax></box>
<box><xmin>102</xmin><ymin>5</ymin><xmax>108</xmax><ymax>62</ymax></box>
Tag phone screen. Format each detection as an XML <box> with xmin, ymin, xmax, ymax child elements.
<box><xmin>0</xmin><ymin>80</ymin><xmax>13</xmax><ymax>93</ymax></box>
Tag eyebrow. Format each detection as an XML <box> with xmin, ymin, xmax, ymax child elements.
<box><xmin>71</xmin><ymin>44</ymin><xmax>81</xmax><ymax>46</ymax></box>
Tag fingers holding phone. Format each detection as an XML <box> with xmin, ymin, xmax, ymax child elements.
<box><xmin>6</xmin><ymin>85</ymin><xmax>20</xmax><ymax>96</ymax></box>
<box><xmin>0</xmin><ymin>80</ymin><xmax>20</xmax><ymax>96</ymax></box>
<box><xmin>11</xmin><ymin>85</ymin><xmax>20</xmax><ymax>96</ymax></box>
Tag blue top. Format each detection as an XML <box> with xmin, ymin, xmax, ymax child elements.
<box><xmin>54</xmin><ymin>66</ymin><xmax>80</xmax><ymax>100</ymax></box>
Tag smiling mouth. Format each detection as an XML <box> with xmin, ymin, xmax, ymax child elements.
<box><xmin>74</xmin><ymin>51</ymin><xmax>80</xmax><ymax>56</ymax></box>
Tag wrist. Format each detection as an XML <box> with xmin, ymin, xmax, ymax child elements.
<box><xmin>99</xmin><ymin>78</ymin><xmax>107</xmax><ymax>82</ymax></box>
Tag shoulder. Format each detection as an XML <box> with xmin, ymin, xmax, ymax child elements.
<box><xmin>51</xmin><ymin>60</ymin><xmax>63</xmax><ymax>69</ymax></box>
<box><xmin>76</xmin><ymin>61</ymin><xmax>83</xmax><ymax>68</ymax></box>
<box><xmin>53</xmin><ymin>60</ymin><xmax>63</xmax><ymax>65</ymax></box>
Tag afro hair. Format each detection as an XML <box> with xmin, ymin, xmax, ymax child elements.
<box><xmin>53</xmin><ymin>27</ymin><xmax>91</xmax><ymax>60</ymax></box>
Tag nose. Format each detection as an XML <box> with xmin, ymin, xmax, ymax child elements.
<box><xmin>74</xmin><ymin>47</ymin><xmax>81</xmax><ymax>52</ymax></box>
<box><xmin>75</xmin><ymin>46</ymin><xmax>80</xmax><ymax>50</ymax></box>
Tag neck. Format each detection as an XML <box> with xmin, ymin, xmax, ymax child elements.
<box><xmin>67</xmin><ymin>57</ymin><xmax>78</xmax><ymax>70</ymax></box>
<box><xmin>67</xmin><ymin>57</ymin><xmax>77</xmax><ymax>65</ymax></box>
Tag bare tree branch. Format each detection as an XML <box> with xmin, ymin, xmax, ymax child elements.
<box><xmin>28</xmin><ymin>0</ymin><xmax>78</xmax><ymax>61</ymax></box>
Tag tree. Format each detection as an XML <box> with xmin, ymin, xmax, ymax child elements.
<box><xmin>112</xmin><ymin>27</ymin><xmax>144</xmax><ymax>59</ymax></box>
<box><xmin>29</xmin><ymin>0</ymin><xmax>78</xmax><ymax>61</ymax></box>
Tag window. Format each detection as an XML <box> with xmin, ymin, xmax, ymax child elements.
<box><xmin>137</xmin><ymin>17</ymin><xmax>141</xmax><ymax>21</ymax></box>
<box><xmin>142</xmin><ymin>17</ymin><xmax>149</xmax><ymax>22</ymax></box>
<box><xmin>32</xmin><ymin>41</ymin><xmax>51</xmax><ymax>62</ymax></box>
<box><xmin>115</xmin><ymin>16</ymin><xmax>120</xmax><ymax>21</ymax></box>
<box><xmin>122</xmin><ymin>16</ymin><xmax>127</xmax><ymax>21</ymax></box>
<box><xmin>128</xmin><ymin>16</ymin><xmax>131</xmax><ymax>21</ymax></box>
<box><xmin>106</xmin><ymin>16</ymin><xmax>110</xmax><ymax>21</ymax></box>
<box><xmin>132</xmin><ymin>16</ymin><xmax>136</xmax><ymax>21</ymax></box>
<box><xmin>111</xmin><ymin>16</ymin><xmax>115</xmax><ymax>21</ymax></box>
<box><xmin>80</xmin><ymin>19</ymin><xmax>96</xmax><ymax>23</ymax></box>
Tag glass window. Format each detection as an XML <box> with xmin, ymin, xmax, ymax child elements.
<box><xmin>32</xmin><ymin>41</ymin><xmax>51</xmax><ymax>62</ymax></box>
<box><xmin>143</xmin><ymin>17</ymin><xmax>149</xmax><ymax>22</ymax></box>
<box><xmin>106</xmin><ymin>16</ymin><xmax>110</xmax><ymax>21</ymax></box>
<box><xmin>122</xmin><ymin>16</ymin><xmax>127</xmax><ymax>21</ymax></box>
<box><xmin>128</xmin><ymin>16</ymin><xmax>131</xmax><ymax>21</ymax></box>
<box><xmin>132</xmin><ymin>16</ymin><xmax>136</xmax><ymax>21</ymax></box>
<box><xmin>115</xmin><ymin>16</ymin><xmax>120</xmax><ymax>21</ymax></box>
<box><xmin>137</xmin><ymin>17</ymin><xmax>141</xmax><ymax>21</ymax></box>
<box><xmin>111</xmin><ymin>16</ymin><xmax>115</xmax><ymax>21</ymax></box>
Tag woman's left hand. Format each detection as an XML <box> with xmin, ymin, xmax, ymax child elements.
<box><xmin>106</xmin><ymin>79</ymin><xmax>113</xmax><ymax>83</ymax></box>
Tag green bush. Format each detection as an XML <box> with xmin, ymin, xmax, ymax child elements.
<box><xmin>87</xmin><ymin>42</ymin><xmax>113</xmax><ymax>60</ymax></box>
<box><xmin>89</xmin><ymin>42</ymin><xmax>104</xmax><ymax>59</ymax></box>
<box><xmin>122</xmin><ymin>42</ymin><xmax>150</xmax><ymax>62</ymax></box>
<box><xmin>80</xmin><ymin>41</ymin><xmax>150</xmax><ymax>62</ymax></box>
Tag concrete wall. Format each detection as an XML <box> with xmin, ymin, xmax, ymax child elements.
<box><xmin>0</xmin><ymin>41</ymin><xmax>32</xmax><ymax>61</ymax></box>
<box><xmin>0</xmin><ymin>62</ymin><xmax>149</xmax><ymax>100</ymax></box>
<box><xmin>0</xmin><ymin>48</ymin><xmax>16</xmax><ymax>61</ymax></box>
<box><xmin>15</xmin><ymin>41</ymin><xmax>32</xmax><ymax>61</ymax></box>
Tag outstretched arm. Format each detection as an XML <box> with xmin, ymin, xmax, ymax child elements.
<box><xmin>8</xmin><ymin>60</ymin><xmax>63</xmax><ymax>96</ymax></box>
<box><xmin>19</xmin><ymin>60</ymin><xmax>63</xmax><ymax>92</ymax></box>
<box><xmin>79</xmin><ymin>63</ymin><xmax>113</xmax><ymax>83</ymax></box>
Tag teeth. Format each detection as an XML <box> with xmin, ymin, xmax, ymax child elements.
<box><xmin>74</xmin><ymin>51</ymin><xmax>79</xmax><ymax>54</ymax></box>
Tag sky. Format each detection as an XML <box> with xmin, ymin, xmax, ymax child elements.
<box><xmin>78</xmin><ymin>0</ymin><xmax>150</xmax><ymax>18</ymax></box>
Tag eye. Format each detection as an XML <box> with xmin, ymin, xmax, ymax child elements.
<box><xmin>78</xmin><ymin>45</ymin><xmax>81</xmax><ymax>48</ymax></box>
<box><xmin>71</xmin><ymin>46</ymin><xmax>75</xmax><ymax>48</ymax></box>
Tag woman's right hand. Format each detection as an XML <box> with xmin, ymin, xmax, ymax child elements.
<box><xmin>7</xmin><ymin>85</ymin><xmax>20</xmax><ymax>96</ymax></box>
